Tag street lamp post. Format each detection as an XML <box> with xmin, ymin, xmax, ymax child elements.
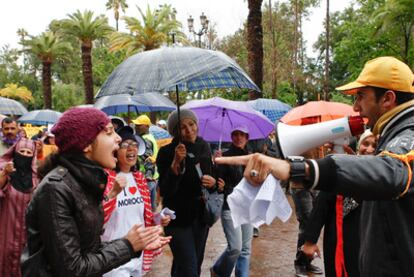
<box><xmin>187</xmin><ymin>13</ymin><xmax>209</xmax><ymax>48</ymax></box>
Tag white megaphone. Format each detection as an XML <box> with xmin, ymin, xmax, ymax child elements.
<box><xmin>276</xmin><ymin>116</ymin><xmax>365</xmax><ymax>158</ymax></box>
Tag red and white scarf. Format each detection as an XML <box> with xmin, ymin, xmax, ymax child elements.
<box><xmin>103</xmin><ymin>169</ymin><xmax>161</xmax><ymax>274</ymax></box>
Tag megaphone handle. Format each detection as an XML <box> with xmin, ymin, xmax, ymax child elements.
<box><xmin>332</xmin><ymin>144</ymin><xmax>345</xmax><ymax>154</ymax></box>
<box><xmin>332</xmin><ymin>137</ymin><xmax>350</xmax><ymax>154</ymax></box>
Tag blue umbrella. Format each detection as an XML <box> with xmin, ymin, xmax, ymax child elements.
<box><xmin>247</xmin><ymin>98</ymin><xmax>291</xmax><ymax>123</ymax></box>
<box><xmin>18</xmin><ymin>109</ymin><xmax>62</xmax><ymax>125</ymax></box>
<box><xmin>0</xmin><ymin>97</ymin><xmax>28</xmax><ymax>116</ymax></box>
<box><xmin>182</xmin><ymin>97</ymin><xmax>273</xmax><ymax>144</ymax></box>
<box><xmin>149</xmin><ymin>125</ymin><xmax>171</xmax><ymax>140</ymax></box>
<box><xmin>95</xmin><ymin>46</ymin><xmax>260</xmax><ymax>98</ymax></box>
<box><xmin>94</xmin><ymin>93</ymin><xmax>175</xmax><ymax>115</ymax></box>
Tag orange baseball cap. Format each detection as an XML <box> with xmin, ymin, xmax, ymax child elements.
<box><xmin>336</xmin><ymin>56</ymin><xmax>414</xmax><ymax>94</ymax></box>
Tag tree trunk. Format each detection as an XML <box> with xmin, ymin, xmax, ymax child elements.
<box><xmin>81</xmin><ymin>42</ymin><xmax>94</xmax><ymax>104</ymax></box>
<box><xmin>115</xmin><ymin>10</ymin><xmax>119</xmax><ymax>31</ymax></box>
<box><xmin>269</xmin><ymin>0</ymin><xmax>278</xmax><ymax>99</ymax></box>
<box><xmin>324</xmin><ymin>0</ymin><xmax>330</xmax><ymax>101</ymax></box>
<box><xmin>42</xmin><ymin>60</ymin><xmax>52</xmax><ymax>109</ymax></box>
<box><xmin>247</xmin><ymin>0</ymin><xmax>264</xmax><ymax>99</ymax></box>
<box><xmin>149</xmin><ymin>112</ymin><xmax>157</xmax><ymax>124</ymax></box>
<box><xmin>292</xmin><ymin>0</ymin><xmax>299</xmax><ymax>104</ymax></box>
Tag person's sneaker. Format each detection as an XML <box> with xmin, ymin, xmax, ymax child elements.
<box><xmin>294</xmin><ymin>264</ymin><xmax>308</xmax><ymax>277</ymax></box>
<box><xmin>253</xmin><ymin>227</ymin><xmax>259</xmax><ymax>238</ymax></box>
<box><xmin>306</xmin><ymin>263</ymin><xmax>323</xmax><ymax>274</ymax></box>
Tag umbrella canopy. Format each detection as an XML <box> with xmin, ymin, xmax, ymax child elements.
<box><xmin>95</xmin><ymin>46</ymin><xmax>259</xmax><ymax>98</ymax></box>
<box><xmin>94</xmin><ymin>93</ymin><xmax>175</xmax><ymax>115</ymax></box>
<box><xmin>149</xmin><ymin>125</ymin><xmax>171</xmax><ymax>140</ymax></box>
<box><xmin>247</xmin><ymin>98</ymin><xmax>291</xmax><ymax>123</ymax></box>
<box><xmin>0</xmin><ymin>97</ymin><xmax>28</xmax><ymax>116</ymax></box>
<box><xmin>18</xmin><ymin>109</ymin><xmax>62</xmax><ymax>125</ymax></box>
<box><xmin>182</xmin><ymin>97</ymin><xmax>274</xmax><ymax>142</ymax></box>
<box><xmin>280</xmin><ymin>101</ymin><xmax>358</xmax><ymax>125</ymax></box>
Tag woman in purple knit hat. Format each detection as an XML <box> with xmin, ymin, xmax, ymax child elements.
<box><xmin>21</xmin><ymin>107</ymin><xmax>170</xmax><ymax>277</ymax></box>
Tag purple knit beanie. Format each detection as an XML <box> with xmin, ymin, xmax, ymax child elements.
<box><xmin>51</xmin><ymin>107</ymin><xmax>110</xmax><ymax>153</ymax></box>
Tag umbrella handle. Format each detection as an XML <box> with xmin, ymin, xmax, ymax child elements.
<box><xmin>175</xmin><ymin>85</ymin><xmax>181</xmax><ymax>142</ymax></box>
<box><xmin>218</xmin><ymin>108</ymin><xmax>226</xmax><ymax>151</ymax></box>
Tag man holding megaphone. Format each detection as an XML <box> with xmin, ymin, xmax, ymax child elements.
<box><xmin>216</xmin><ymin>56</ymin><xmax>414</xmax><ymax>277</ymax></box>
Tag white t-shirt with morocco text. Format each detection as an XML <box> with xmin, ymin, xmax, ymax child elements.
<box><xmin>102</xmin><ymin>172</ymin><xmax>145</xmax><ymax>277</ymax></box>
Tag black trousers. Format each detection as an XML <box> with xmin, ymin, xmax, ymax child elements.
<box><xmin>164</xmin><ymin>217</ymin><xmax>209</xmax><ymax>277</ymax></box>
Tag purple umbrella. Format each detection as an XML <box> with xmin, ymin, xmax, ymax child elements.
<box><xmin>182</xmin><ymin>97</ymin><xmax>274</xmax><ymax>145</ymax></box>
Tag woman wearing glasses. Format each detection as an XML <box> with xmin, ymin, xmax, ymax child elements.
<box><xmin>102</xmin><ymin>126</ymin><xmax>171</xmax><ymax>277</ymax></box>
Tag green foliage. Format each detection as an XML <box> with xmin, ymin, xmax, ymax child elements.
<box><xmin>217</xmin><ymin>29</ymin><xmax>248</xmax><ymax>71</ymax></box>
<box><xmin>51</xmin><ymin>83</ymin><xmax>85</xmax><ymax>111</ymax></box>
<box><xmin>275</xmin><ymin>81</ymin><xmax>297</xmax><ymax>106</ymax></box>
<box><xmin>24</xmin><ymin>31</ymin><xmax>72</xmax><ymax>63</ymax></box>
<box><xmin>61</xmin><ymin>10</ymin><xmax>114</xmax><ymax>45</ymax></box>
<box><xmin>92</xmin><ymin>44</ymin><xmax>127</xmax><ymax>87</ymax></box>
<box><xmin>313</xmin><ymin>0</ymin><xmax>414</xmax><ymax>97</ymax></box>
<box><xmin>372</xmin><ymin>0</ymin><xmax>414</xmax><ymax>63</ymax></box>
<box><xmin>0</xmin><ymin>46</ymin><xmax>24</xmax><ymax>87</ymax></box>
<box><xmin>329</xmin><ymin>92</ymin><xmax>354</xmax><ymax>105</ymax></box>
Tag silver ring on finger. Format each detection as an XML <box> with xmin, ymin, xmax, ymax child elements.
<box><xmin>250</xmin><ymin>169</ymin><xmax>259</xmax><ymax>177</ymax></box>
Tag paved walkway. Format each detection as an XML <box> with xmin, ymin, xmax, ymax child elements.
<box><xmin>147</xmin><ymin>196</ymin><xmax>325</xmax><ymax>277</ymax></box>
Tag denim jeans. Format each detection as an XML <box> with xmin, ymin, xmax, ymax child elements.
<box><xmin>164</xmin><ymin>217</ymin><xmax>209</xmax><ymax>277</ymax></box>
<box><xmin>212</xmin><ymin>209</ymin><xmax>253</xmax><ymax>277</ymax></box>
<box><xmin>291</xmin><ymin>188</ymin><xmax>318</xmax><ymax>266</ymax></box>
<box><xmin>147</xmin><ymin>180</ymin><xmax>157</xmax><ymax>211</ymax></box>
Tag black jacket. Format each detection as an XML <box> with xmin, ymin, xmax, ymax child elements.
<box><xmin>314</xmin><ymin>105</ymin><xmax>414</xmax><ymax>276</ymax></box>
<box><xmin>304</xmin><ymin>192</ymin><xmax>361</xmax><ymax>277</ymax></box>
<box><xmin>157</xmin><ymin>137</ymin><xmax>214</xmax><ymax>227</ymax></box>
<box><xmin>218</xmin><ymin>144</ymin><xmax>249</xmax><ymax>210</ymax></box>
<box><xmin>23</xmin><ymin>154</ymin><xmax>136</xmax><ymax>277</ymax></box>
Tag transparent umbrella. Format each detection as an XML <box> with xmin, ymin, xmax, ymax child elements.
<box><xmin>0</xmin><ymin>97</ymin><xmax>28</xmax><ymax>116</ymax></box>
<box><xmin>18</xmin><ymin>109</ymin><xmax>62</xmax><ymax>125</ymax></box>
<box><xmin>94</xmin><ymin>93</ymin><xmax>175</xmax><ymax>115</ymax></box>
<box><xmin>95</xmin><ymin>46</ymin><xmax>260</xmax><ymax>138</ymax></box>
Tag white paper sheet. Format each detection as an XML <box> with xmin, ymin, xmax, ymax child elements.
<box><xmin>153</xmin><ymin>207</ymin><xmax>176</xmax><ymax>225</ymax></box>
<box><xmin>227</xmin><ymin>175</ymin><xmax>292</xmax><ymax>228</ymax></box>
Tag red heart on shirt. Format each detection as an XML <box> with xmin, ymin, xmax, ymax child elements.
<box><xmin>129</xmin><ymin>187</ymin><xmax>137</xmax><ymax>195</ymax></box>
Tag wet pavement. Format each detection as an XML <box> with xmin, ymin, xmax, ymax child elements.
<box><xmin>147</xmin><ymin>196</ymin><xmax>325</xmax><ymax>277</ymax></box>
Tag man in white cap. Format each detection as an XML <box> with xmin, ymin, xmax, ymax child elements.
<box><xmin>211</xmin><ymin>126</ymin><xmax>253</xmax><ymax>277</ymax></box>
<box><xmin>216</xmin><ymin>56</ymin><xmax>414</xmax><ymax>276</ymax></box>
<box><xmin>157</xmin><ymin>119</ymin><xmax>167</xmax><ymax>130</ymax></box>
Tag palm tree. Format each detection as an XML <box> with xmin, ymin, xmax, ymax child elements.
<box><xmin>109</xmin><ymin>4</ymin><xmax>184</xmax><ymax>55</ymax></box>
<box><xmin>24</xmin><ymin>32</ymin><xmax>72</xmax><ymax>109</ymax></box>
<box><xmin>61</xmin><ymin>10</ymin><xmax>113</xmax><ymax>104</ymax></box>
<box><xmin>0</xmin><ymin>83</ymin><xmax>33</xmax><ymax>103</ymax></box>
<box><xmin>106</xmin><ymin>0</ymin><xmax>128</xmax><ymax>31</ymax></box>
<box><xmin>247</xmin><ymin>0</ymin><xmax>264</xmax><ymax>99</ymax></box>
<box><xmin>17</xmin><ymin>28</ymin><xmax>28</xmax><ymax>45</ymax></box>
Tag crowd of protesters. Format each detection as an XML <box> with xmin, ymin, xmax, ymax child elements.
<box><xmin>0</xmin><ymin>55</ymin><xmax>413</xmax><ymax>277</ymax></box>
